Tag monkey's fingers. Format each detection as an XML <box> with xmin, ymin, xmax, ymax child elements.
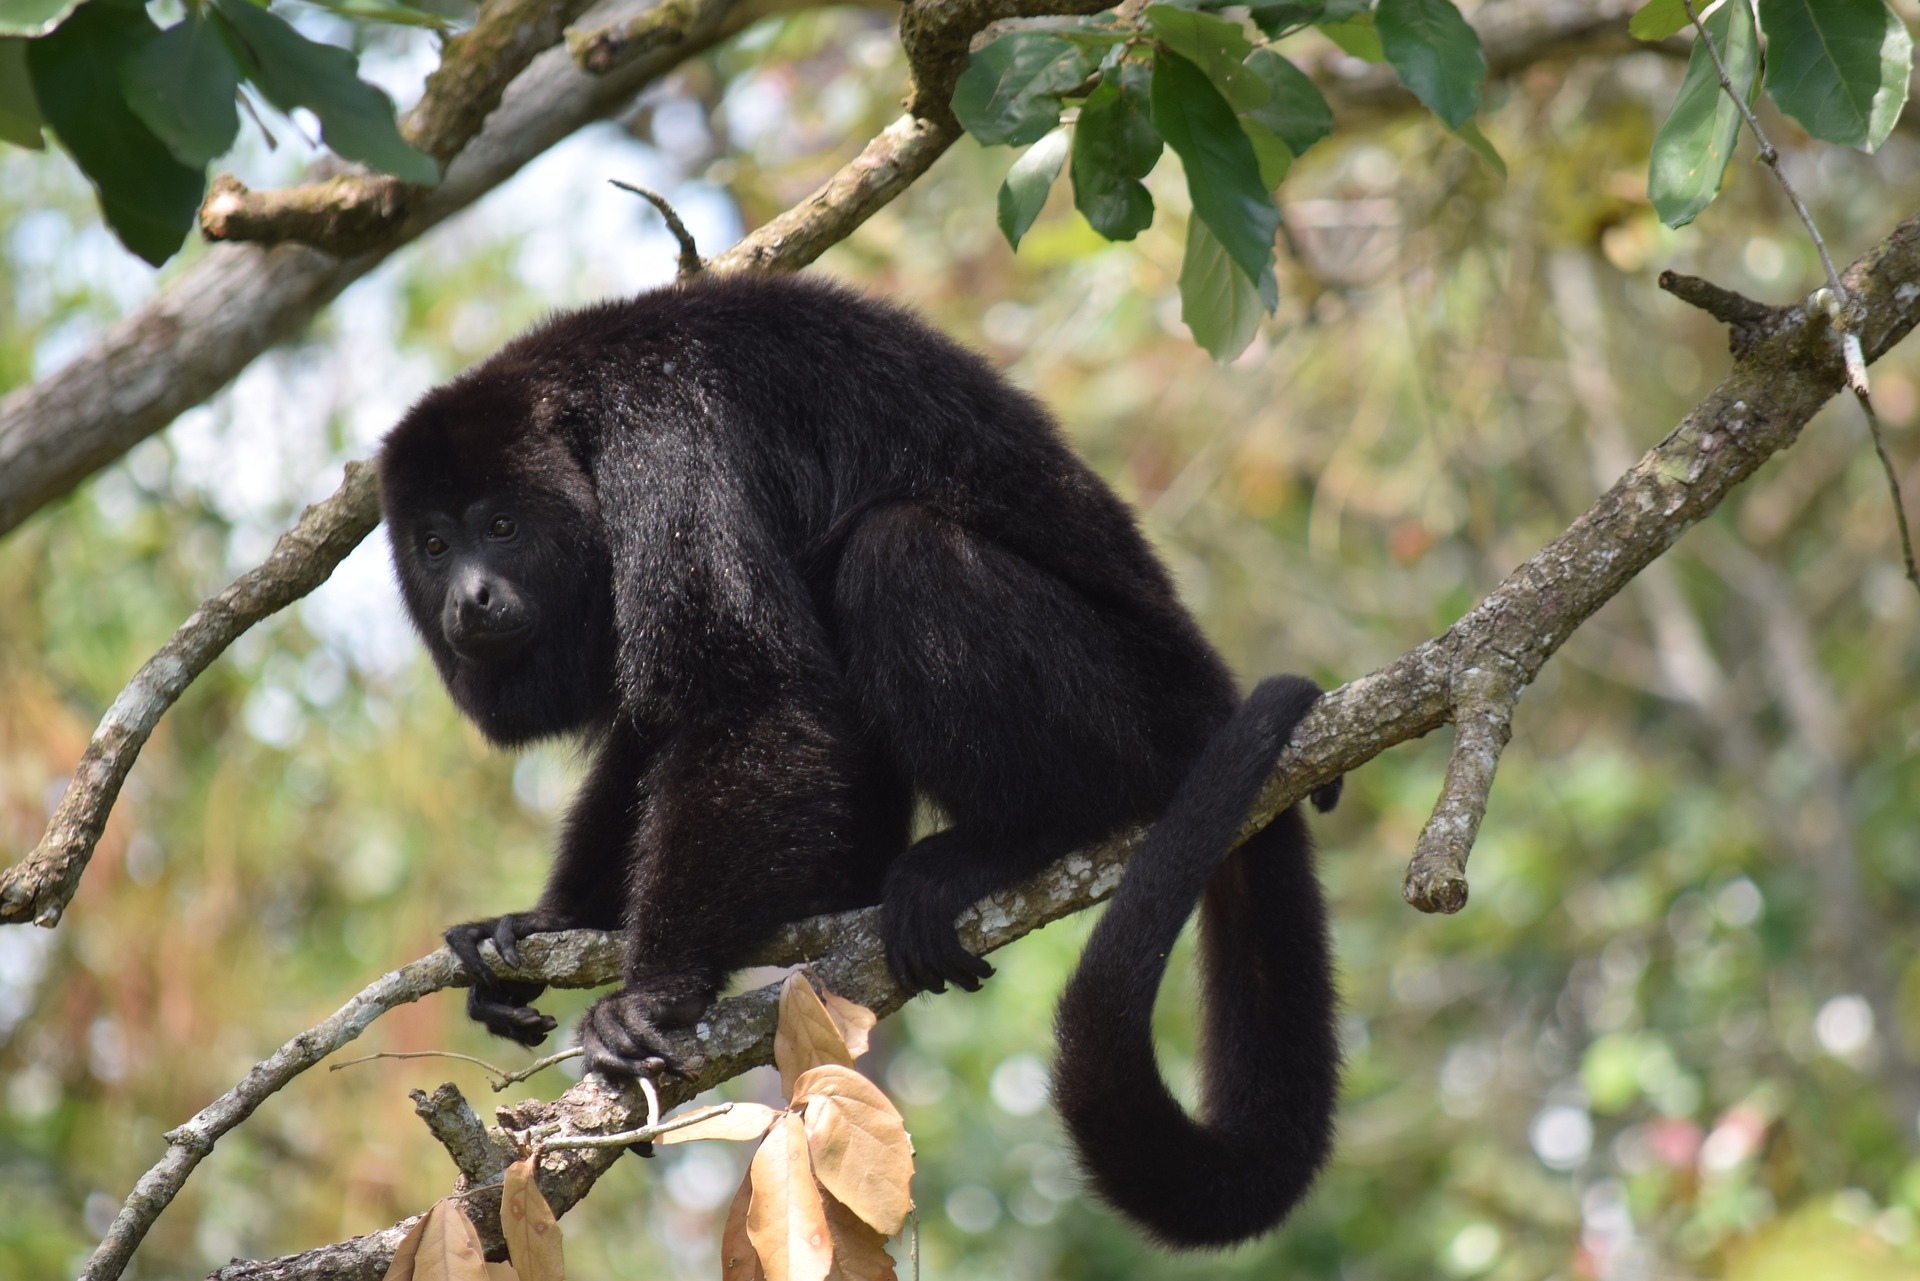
<box><xmin>493</xmin><ymin>914</ymin><xmax>529</xmax><ymax>970</ymax></box>
<box><xmin>446</xmin><ymin>920</ymin><xmax>503</xmax><ymax>981</ymax></box>
<box><xmin>467</xmin><ymin>987</ymin><xmax>558</xmax><ymax>1046</ymax></box>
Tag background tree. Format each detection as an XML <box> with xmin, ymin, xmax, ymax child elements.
<box><xmin>0</xmin><ymin>0</ymin><xmax>1918</xmax><ymax>1278</ymax></box>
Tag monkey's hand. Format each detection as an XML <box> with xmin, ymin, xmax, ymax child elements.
<box><xmin>445</xmin><ymin>910</ymin><xmax>573</xmax><ymax>1046</ymax></box>
<box><xmin>579</xmin><ymin>981</ymin><xmax>711</xmax><ymax>1082</ymax></box>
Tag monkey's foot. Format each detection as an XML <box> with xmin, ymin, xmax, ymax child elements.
<box><xmin>881</xmin><ymin>889</ymin><xmax>994</xmax><ymax>995</ymax></box>
<box><xmin>580</xmin><ymin>984</ymin><xmax>709</xmax><ymax>1081</ymax></box>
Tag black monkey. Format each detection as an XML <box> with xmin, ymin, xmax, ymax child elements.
<box><xmin>378</xmin><ymin>273</ymin><xmax>1341</xmax><ymax>1248</ymax></box>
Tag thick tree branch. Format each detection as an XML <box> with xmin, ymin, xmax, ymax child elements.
<box><xmin>0</xmin><ymin>0</ymin><xmax>806</xmax><ymax>539</ymax></box>
<box><xmin>53</xmin><ymin>206</ymin><xmax>1912</xmax><ymax>1281</ymax></box>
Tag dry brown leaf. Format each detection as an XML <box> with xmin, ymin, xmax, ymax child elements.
<box><xmin>792</xmin><ymin>1066</ymin><xmax>913</xmax><ymax>1236</ymax></box>
<box><xmin>381</xmin><ymin>1211</ymin><xmax>432</xmax><ymax>1281</ymax></box>
<box><xmin>817</xmin><ymin>989</ymin><xmax>877</xmax><ymax>1061</ymax></box>
<box><xmin>821</xmin><ymin>1191</ymin><xmax>898</xmax><ymax>1281</ymax></box>
<box><xmin>387</xmin><ymin>1199</ymin><xmax>490</xmax><ymax>1281</ymax></box>
<box><xmin>747</xmin><ymin>1111</ymin><xmax>834</xmax><ymax>1281</ymax></box>
<box><xmin>774</xmin><ymin>973</ymin><xmax>854</xmax><ymax>1097</ymax></box>
<box><xmin>501</xmin><ymin>1157</ymin><xmax>565</xmax><ymax>1281</ymax></box>
<box><xmin>485</xmin><ymin>1265</ymin><xmax>520</xmax><ymax>1281</ymax></box>
<box><xmin>720</xmin><ymin>1166</ymin><xmax>766</xmax><ymax>1281</ymax></box>
<box><xmin>655</xmin><ymin>1101</ymin><xmax>782</xmax><ymax>1145</ymax></box>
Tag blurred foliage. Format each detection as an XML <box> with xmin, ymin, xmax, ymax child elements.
<box><xmin>2</xmin><ymin>8</ymin><xmax>1920</xmax><ymax>1281</ymax></box>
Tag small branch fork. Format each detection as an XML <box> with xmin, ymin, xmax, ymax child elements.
<box><xmin>1680</xmin><ymin>0</ymin><xmax>1917</xmax><ymax>595</ymax></box>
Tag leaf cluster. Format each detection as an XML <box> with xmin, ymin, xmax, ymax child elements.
<box><xmin>1641</xmin><ymin>0</ymin><xmax>1913</xmax><ymax>226</ymax></box>
<box><xmin>0</xmin><ymin>0</ymin><xmax>441</xmax><ymax>265</ymax></box>
<box><xmin>951</xmin><ymin>0</ymin><xmax>1491</xmax><ymax>360</ymax></box>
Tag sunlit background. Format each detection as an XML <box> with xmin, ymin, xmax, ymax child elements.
<box><xmin>3</xmin><ymin>7</ymin><xmax>1920</xmax><ymax>1279</ymax></box>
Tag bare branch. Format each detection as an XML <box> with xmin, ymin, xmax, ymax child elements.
<box><xmin>1402</xmin><ymin>674</ymin><xmax>1519</xmax><ymax>914</ymax></box>
<box><xmin>1860</xmin><ymin>388</ymin><xmax>1920</xmax><ymax>594</ymax></box>
<box><xmin>1</xmin><ymin>462</ymin><xmax>381</xmax><ymax>927</ymax></box>
<box><xmin>610</xmin><ymin>181</ymin><xmax>705</xmax><ymax>277</ymax></box>
<box><xmin>412</xmin><ymin>1083</ymin><xmax>510</xmax><ymax>1185</ymax></box>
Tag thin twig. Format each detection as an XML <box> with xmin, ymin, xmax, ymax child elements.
<box><xmin>534</xmin><ymin>1101</ymin><xmax>738</xmax><ymax>1149</ymax></box>
<box><xmin>331</xmin><ymin>1049</ymin><xmax>512</xmax><ymax>1077</ymax></box>
<box><xmin>1682</xmin><ymin>1</ymin><xmax>1913</xmax><ymax>594</ymax></box>
<box><xmin>1680</xmin><ymin>0</ymin><xmax>1844</xmax><ymax>299</ymax></box>
<box><xmin>493</xmin><ymin>1046</ymin><xmax>584</xmax><ymax>1090</ymax></box>
<box><xmin>610</xmin><ymin>180</ymin><xmax>704</xmax><ymax>277</ymax></box>
<box><xmin>1859</xmin><ymin>388</ymin><xmax>1920</xmax><ymax>593</ymax></box>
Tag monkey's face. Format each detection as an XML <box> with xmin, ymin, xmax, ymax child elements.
<box><xmin>385</xmin><ymin>483</ymin><xmax>614</xmax><ymax>748</ymax></box>
<box><xmin>416</xmin><ymin>501</ymin><xmax>539</xmax><ymax>664</ymax></box>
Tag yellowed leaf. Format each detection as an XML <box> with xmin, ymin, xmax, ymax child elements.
<box><xmin>821</xmin><ymin>1191</ymin><xmax>898</xmax><ymax>1281</ymax></box>
<box><xmin>381</xmin><ymin>1210</ymin><xmax>432</xmax><ymax>1281</ymax></box>
<box><xmin>409</xmin><ymin>1200</ymin><xmax>492</xmax><ymax>1281</ymax></box>
<box><xmin>774</xmin><ymin>973</ymin><xmax>854</xmax><ymax>1097</ymax></box>
<box><xmin>485</xmin><ymin>1265</ymin><xmax>520</xmax><ymax>1281</ymax></box>
<box><xmin>793</xmin><ymin>1066</ymin><xmax>913</xmax><ymax>1236</ymax></box>
<box><xmin>747</xmin><ymin>1111</ymin><xmax>833</xmax><ymax>1281</ymax></box>
<box><xmin>655</xmin><ymin>1101</ymin><xmax>782</xmax><ymax>1145</ymax></box>
<box><xmin>501</xmin><ymin>1157</ymin><xmax>565</xmax><ymax>1281</ymax></box>
<box><xmin>817</xmin><ymin>989</ymin><xmax>876</xmax><ymax>1061</ymax></box>
<box><xmin>720</xmin><ymin>1166</ymin><xmax>765</xmax><ymax>1281</ymax></box>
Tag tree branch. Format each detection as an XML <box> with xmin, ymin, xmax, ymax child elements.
<box><xmin>55</xmin><ymin>204</ymin><xmax>1913</xmax><ymax>1280</ymax></box>
<box><xmin>0</xmin><ymin>0</ymin><xmax>810</xmax><ymax>539</ymax></box>
<box><xmin>0</xmin><ymin>0</ymin><xmax>1673</xmax><ymax>539</ymax></box>
<box><xmin>0</xmin><ymin>462</ymin><xmax>382</xmax><ymax>926</ymax></box>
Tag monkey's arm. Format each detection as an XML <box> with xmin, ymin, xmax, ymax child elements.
<box><xmin>446</xmin><ymin>719</ymin><xmax>650</xmax><ymax>1044</ymax></box>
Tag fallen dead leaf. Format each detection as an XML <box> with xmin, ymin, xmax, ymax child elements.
<box><xmin>721</xmin><ymin>1166</ymin><xmax>766</xmax><ymax>1281</ymax></box>
<box><xmin>655</xmin><ymin>1101</ymin><xmax>782</xmax><ymax>1145</ymax></box>
<box><xmin>501</xmin><ymin>1157</ymin><xmax>564</xmax><ymax>1281</ymax></box>
<box><xmin>774</xmin><ymin>974</ymin><xmax>855</xmax><ymax>1097</ymax></box>
<box><xmin>747</xmin><ymin>1111</ymin><xmax>834</xmax><ymax>1281</ymax></box>
<box><xmin>818</xmin><ymin>989</ymin><xmax>877</xmax><ymax>1061</ymax></box>
<box><xmin>793</xmin><ymin>1066</ymin><xmax>912</xmax><ymax>1236</ymax></box>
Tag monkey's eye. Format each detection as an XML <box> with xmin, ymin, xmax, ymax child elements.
<box><xmin>424</xmin><ymin>534</ymin><xmax>449</xmax><ymax>558</ymax></box>
<box><xmin>488</xmin><ymin>516</ymin><xmax>517</xmax><ymax>539</ymax></box>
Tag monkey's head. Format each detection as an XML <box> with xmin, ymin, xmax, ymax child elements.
<box><xmin>378</xmin><ymin>368</ymin><xmax>614</xmax><ymax>746</ymax></box>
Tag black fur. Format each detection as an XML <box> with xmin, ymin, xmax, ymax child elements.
<box><xmin>378</xmin><ymin>274</ymin><xmax>1341</xmax><ymax>1246</ymax></box>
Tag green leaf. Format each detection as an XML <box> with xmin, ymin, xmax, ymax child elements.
<box><xmin>1452</xmin><ymin>118</ymin><xmax>1505</xmax><ymax>179</ymax></box>
<box><xmin>1317</xmin><ymin>13</ymin><xmax>1385</xmax><ymax>62</ymax></box>
<box><xmin>1648</xmin><ymin>0</ymin><xmax>1758</xmax><ymax>226</ymax></box>
<box><xmin>210</xmin><ymin>0</ymin><xmax>438</xmax><ymax>184</ymax></box>
<box><xmin>1241</xmin><ymin>121</ymin><xmax>1292</xmax><ymax>188</ymax></box>
<box><xmin>0</xmin><ymin>37</ymin><xmax>44</xmax><ymax>147</ymax></box>
<box><xmin>1247</xmin><ymin>1</ymin><xmax>1325</xmax><ymax>38</ymax></box>
<box><xmin>1151</xmin><ymin>49</ymin><xmax>1279</xmax><ymax>286</ymax></box>
<box><xmin>299</xmin><ymin>0</ymin><xmax>454</xmax><ymax>30</ymax></box>
<box><xmin>1145</xmin><ymin>6</ymin><xmax>1269</xmax><ymax>110</ymax></box>
<box><xmin>1242</xmin><ymin>49</ymin><xmax>1332</xmax><ymax>154</ymax></box>
<box><xmin>0</xmin><ymin>0</ymin><xmax>80</xmax><ymax>39</ymax></box>
<box><xmin>1629</xmin><ymin>0</ymin><xmax>1692</xmax><ymax>41</ymax></box>
<box><xmin>1375</xmin><ymin>0</ymin><xmax>1485</xmax><ymax>128</ymax></box>
<box><xmin>25</xmin><ymin>0</ymin><xmax>204</xmax><ymax>264</ymax></box>
<box><xmin>1179</xmin><ymin>214</ymin><xmax>1275</xmax><ymax>361</ymax></box>
<box><xmin>1071</xmin><ymin>65</ymin><xmax>1160</xmax><ymax>240</ymax></box>
<box><xmin>951</xmin><ymin>34</ymin><xmax>1089</xmax><ymax>147</ymax></box>
<box><xmin>998</xmin><ymin>127</ymin><xmax>1069</xmax><ymax>250</ymax></box>
<box><xmin>1756</xmin><ymin>0</ymin><xmax>1911</xmax><ymax>152</ymax></box>
<box><xmin>124</xmin><ymin>12</ymin><xmax>241</xmax><ymax>168</ymax></box>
